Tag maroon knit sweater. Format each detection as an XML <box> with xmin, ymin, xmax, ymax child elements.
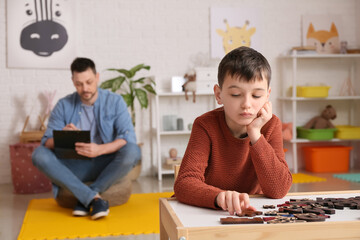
<box><xmin>174</xmin><ymin>107</ymin><xmax>292</xmax><ymax>209</ymax></box>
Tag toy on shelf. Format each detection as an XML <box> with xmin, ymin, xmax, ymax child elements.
<box><xmin>182</xmin><ymin>69</ymin><xmax>197</xmax><ymax>103</ymax></box>
<box><xmin>164</xmin><ymin>148</ymin><xmax>182</xmax><ymax>170</ymax></box>
<box><xmin>303</xmin><ymin>105</ymin><xmax>336</xmax><ymax>129</ymax></box>
<box><xmin>282</xmin><ymin>122</ymin><xmax>293</xmax><ymax>141</ymax></box>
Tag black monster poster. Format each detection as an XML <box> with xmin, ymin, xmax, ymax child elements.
<box><xmin>7</xmin><ymin>0</ymin><xmax>76</xmax><ymax>68</ymax></box>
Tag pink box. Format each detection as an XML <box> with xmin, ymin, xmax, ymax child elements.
<box><xmin>9</xmin><ymin>143</ymin><xmax>52</xmax><ymax>194</ymax></box>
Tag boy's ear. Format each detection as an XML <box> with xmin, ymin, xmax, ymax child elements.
<box><xmin>267</xmin><ymin>87</ymin><xmax>271</xmax><ymax>101</ymax></box>
<box><xmin>214</xmin><ymin>84</ymin><xmax>222</xmax><ymax>105</ymax></box>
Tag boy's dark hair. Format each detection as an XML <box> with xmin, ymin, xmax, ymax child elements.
<box><xmin>71</xmin><ymin>57</ymin><xmax>97</xmax><ymax>75</ymax></box>
<box><xmin>217</xmin><ymin>46</ymin><xmax>271</xmax><ymax>88</ymax></box>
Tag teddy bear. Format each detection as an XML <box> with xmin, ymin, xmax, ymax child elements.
<box><xmin>303</xmin><ymin>105</ymin><xmax>337</xmax><ymax>129</ymax></box>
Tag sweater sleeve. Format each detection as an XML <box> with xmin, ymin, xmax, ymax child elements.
<box><xmin>250</xmin><ymin>116</ymin><xmax>292</xmax><ymax>199</ymax></box>
<box><xmin>174</xmin><ymin>118</ymin><xmax>223</xmax><ymax>209</ymax></box>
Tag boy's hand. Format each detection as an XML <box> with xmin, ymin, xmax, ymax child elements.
<box><xmin>247</xmin><ymin>101</ymin><xmax>272</xmax><ymax>143</ymax></box>
<box><xmin>216</xmin><ymin>191</ymin><xmax>256</xmax><ymax>215</ymax></box>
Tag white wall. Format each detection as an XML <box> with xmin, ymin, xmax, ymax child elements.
<box><xmin>0</xmin><ymin>0</ymin><xmax>359</xmax><ymax>183</ymax></box>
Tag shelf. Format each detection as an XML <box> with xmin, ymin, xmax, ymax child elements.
<box><xmin>280</xmin><ymin>53</ymin><xmax>360</xmax><ymax>59</ymax></box>
<box><xmin>160</xmin><ymin>130</ymin><xmax>191</xmax><ymax>135</ymax></box>
<box><xmin>286</xmin><ymin>138</ymin><xmax>360</xmax><ymax>143</ymax></box>
<box><xmin>279</xmin><ymin>52</ymin><xmax>360</xmax><ymax>174</ymax></box>
<box><xmin>160</xmin><ymin>169</ymin><xmax>175</xmax><ymax>175</ymax></box>
<box><xmin>154</xmin><ymin>89</ymin><xmax>218</xmax><ymax>180</ymax></box>
<box><xmin>279</xmin><ymin>96</ymin><xmax>360</xmax><ymax>101</ymax></box>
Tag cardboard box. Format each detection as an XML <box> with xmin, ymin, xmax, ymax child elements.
<box><xmin>303</xmin><ymin>145</ymin><xmax>352</xmax><ymax>173</ymax></box>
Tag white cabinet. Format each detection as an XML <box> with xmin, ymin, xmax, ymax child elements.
<box><xmin>153</xmin><ymin>92</ymin><xmax>218</xmax><ymax>180</ymax></box>
<box><xmin>279</xmin><ymin>52</ymin><xmax>360</xmax><ymax>173</ymax></box>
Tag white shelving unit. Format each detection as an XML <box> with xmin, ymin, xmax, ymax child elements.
<box><xmin>154</xmin><ymin>91</ymin><xmax>218</xmax><ymax>180</ymax></box>
<box><xmin>279</xmin><ymin>52</ymin><xmax>360</xmax><ymax>173</ymax></box>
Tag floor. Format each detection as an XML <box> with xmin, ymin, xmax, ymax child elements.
<box><xmin>1</xmin><ymin>172</ymin><xmax>360</xmax><ymax>240</ymax></box>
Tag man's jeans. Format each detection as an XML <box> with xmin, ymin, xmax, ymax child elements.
<box><xmin>32</xmin><ymin>142</ymin><xmax>141</xmax><ymax>207</ymax></box>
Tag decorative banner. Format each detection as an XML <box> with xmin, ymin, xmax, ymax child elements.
<box><xmin>7</xmin><ymin>0</ymin><xmax>76</xmax><ymax>69</ymax></box>
<box><xmin>210</xmin><ymin>7</ymin><xmax>262</xmax><ymax>59</ymax></box>
<box><xmin>302</xmin><ymin>14</ymin><xmax>342</xmax><ymax>54</ymax></box>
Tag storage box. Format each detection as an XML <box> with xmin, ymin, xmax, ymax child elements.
<box><xmin>335</xmin><ymin>125</ymin><xmax>360</xmax><ymax>139</ymax></box>
<box><xmin>297</xmin><ymin>127</ymin><xmax>336</xmax><ymax>140</ymax></box>
<box><xmin>9</xmin><ymin>143</ymin><xmax>52</xmax><ymax>194</ymax></box>
<box><xmin>303</xmin><ymin>145</ymin><xmax>352</xmax><ymax>173</ymax></box>
<box><xmin>296</xmin><ymin>86</ymin><xmax>331</xmax><ymax>98</ymax></box>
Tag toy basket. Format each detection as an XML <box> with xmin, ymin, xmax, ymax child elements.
<box><xmin>335</xmin><ymin>125</ymin><xmax>360</xmax><ymax>139</ymax></box>
<box><xmin>297</xmin><ymin>127</ymin><xmax>336</xmax><ymax>140</ymax></box>
<box><xmin>296</xmin><ymin>86</ymin><xmax>331</xmax><ymax>98</ymax></box>
<box><xmin>303</xmin><ymin>145</ymin><xmax>352</xmax><ymax>173</ymax></box>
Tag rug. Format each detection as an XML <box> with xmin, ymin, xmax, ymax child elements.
<box><xmin>333</xmin><ymin>173</ymin><xmax>360</xmax><ymax>183</ymax></box>
<box><xmin>18</xmin><ymin>192</ymin><xmax>173</xmax><ymax>240</ymax></box>
<box><xmin>292</xmin><ymin>173</ymin><xmax>327</xmax><ymax>183</ymax></box>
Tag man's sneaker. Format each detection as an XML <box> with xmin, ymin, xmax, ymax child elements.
<box><xmin>91</xmin><ymin>198</ymin><xmax>109</xmax><ymax>220</ymax></box>
<box><xmin>72</xmin><ymin>201</ymin><xmax>90</xmax><ymax>216</ymax></box>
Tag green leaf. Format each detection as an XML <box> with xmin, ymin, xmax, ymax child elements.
<box><xmin>99</xmin><ymin>78</ymin><xmax>116</xmax><ymax>89</ymax></box>
<box><xmin>111</xmin><ymin>76</ymin><xmax>126</xmax><ymax>92</ymax></box>
<box><xmin>143</xmin><ymin>84</ymin><xmax>157</xmax><ymax>95</ymax></box>
<box><xmin>129</xmin><ymin>64</ymin><xmax>151</xmax><ymax>77</ymax></box>
<box><xmin>106</xmin><ymin>68</ymin><xmax>132</xmax><ymax>78</ymax></box>
<box><xmin>133</xmin><ymin>77</ymin><xmax>145</xmax><ymax>84</ymax></box>
<box><xmin>135</xmin><ymin>88</ymin><xmax>148</xmax><ymax>109</ymax></box>
<box><xmin>121</xmin><ymin>93</ymin><xmax>134</xmax><ymax>108</ymax></box>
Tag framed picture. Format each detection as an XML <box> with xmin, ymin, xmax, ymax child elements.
<box><xmin>7</xmin><ymin>0</ymin><xmax>76</xmax><ymax>69</ymax></box>
<box><xmin>210</xmin><ymin>7</ymin><xmax>262</xmax><ymax>59</ymax></box>
<box><xmin>302</xmin><ymin>15</ymin><xmax>342</xmax><ymax>54</ymax></box>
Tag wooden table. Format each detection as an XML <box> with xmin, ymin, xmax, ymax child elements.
<box><xmin>159</xmin><ymin>191</ymin><xmax>360</xmax><ymax>240</ymax></box>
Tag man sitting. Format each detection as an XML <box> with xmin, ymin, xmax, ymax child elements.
<box><xmin>32</xmin><ymin>57</ymin><xmax>141</xmax><ymax>220</ymax></box>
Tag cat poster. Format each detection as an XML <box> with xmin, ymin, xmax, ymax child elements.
<box><xmin>302</xmin><ymin>15</ymin><xmax>342</xmax><ymax>54</ymax></box>
<box><xmin>7</xmin><ymin>0</ymin><xmax>76</xmax><ymax>69</ymax></box>
<box><xmin>210</xmin><ymin>7</ymin><xmax>262</xmax><ymax>59</ymax></box>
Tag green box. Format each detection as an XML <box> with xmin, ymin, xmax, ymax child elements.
<box><xmin>297</xmin><ymin>127</ymin><xmax>336</xmax><ymax>140</ymax></box>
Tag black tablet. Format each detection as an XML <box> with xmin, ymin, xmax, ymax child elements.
<box><xmin>53</xmin><ymin>130</ymin><xmax>91</xmax><ymax>160</ymax></box>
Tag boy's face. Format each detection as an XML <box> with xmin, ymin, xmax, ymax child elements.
<box><xmin>214</xmin><ymin>73</ymin><xmax>271</xmax><ymax>128</ymax></box>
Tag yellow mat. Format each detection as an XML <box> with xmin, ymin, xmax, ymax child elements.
<box><xmin>292</xmin><ymin>173</ymin><xmax>326</xmax><ymax>183</ymax></box>
<box><xmin>18</xmin><ymin>192</ymin><xmax>173</xmax><ymax>240</ymax></box>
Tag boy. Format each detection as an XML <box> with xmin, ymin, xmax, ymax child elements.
<box><xmin>174</xmin><ymin>46</ymin><xmax>292</xmax><ymax>216</ymax></box>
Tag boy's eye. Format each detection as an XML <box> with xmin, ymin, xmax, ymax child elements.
<box><xmin>231</xmin><ymin>94</ymin><xmax>241</xmax><ymax>97</ymax></box>
<box><xmin>253</xmin><ymin>95</ymin><xmax>261</xmax><ymax>99</ymax></box>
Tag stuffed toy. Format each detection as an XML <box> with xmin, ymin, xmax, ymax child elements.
<box><xmin>303</xmin><ymin>105</ymin><xmax>337</xmax><ymax>129</ymax></box>
<box><xmin>282</xmin><ymin>122</ymin><xmax>293</xmax><ymax>141</ymax></box>
<box><xmin>182</xmin><ymin>69</ymin><xmax>196</xmax><ymax>103</ymax></box>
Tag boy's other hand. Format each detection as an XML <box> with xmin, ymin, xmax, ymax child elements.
<box><xmin>247</xmin><ymin>101</ymin><xmax>272</xmax><ymax>143</ymax></box>
<box><xmin>216</xmin><ymin>191</ymin><xmax>256</xmax><ymax>216</ymax></box>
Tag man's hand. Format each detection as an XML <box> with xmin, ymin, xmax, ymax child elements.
<box><xmin>75</xmin><ymin>142</ymin><xmax>103</xmax><ymax>158</ymax></box>
<box><xmin>247</xmin><ymin>101</ymin><xmax>272</xmax><ymax>144</ymax></box>
<box><xmin>216</xmin><ymin>191</ymin><xmax>256</xmax><ymax>215</ymax></box>
<box><xmin>63</xmin><ymin>123</ymin><xmax>80</xmax><ymax>131</ymax></box>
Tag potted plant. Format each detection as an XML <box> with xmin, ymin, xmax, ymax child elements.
<box><xmin>100</xmin><ymin>64</ymin><xmax>156</xmax><ymax>180</ymax></box>
<box><xmin>100</xmin><ymin>63</ymin><xmax>156</xmax><ymax>127</ymax></box>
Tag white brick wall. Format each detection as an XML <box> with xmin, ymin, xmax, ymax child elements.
<box><xmin>0</xmin><ymin>0</ymin><xmax>359</xmax><ymax>183</ymax></box>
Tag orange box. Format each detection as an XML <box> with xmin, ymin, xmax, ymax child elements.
<box><xmin>302</xmin><ymin>146</ymin><xmax>352</xmax><ymax>173</ymax></box>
